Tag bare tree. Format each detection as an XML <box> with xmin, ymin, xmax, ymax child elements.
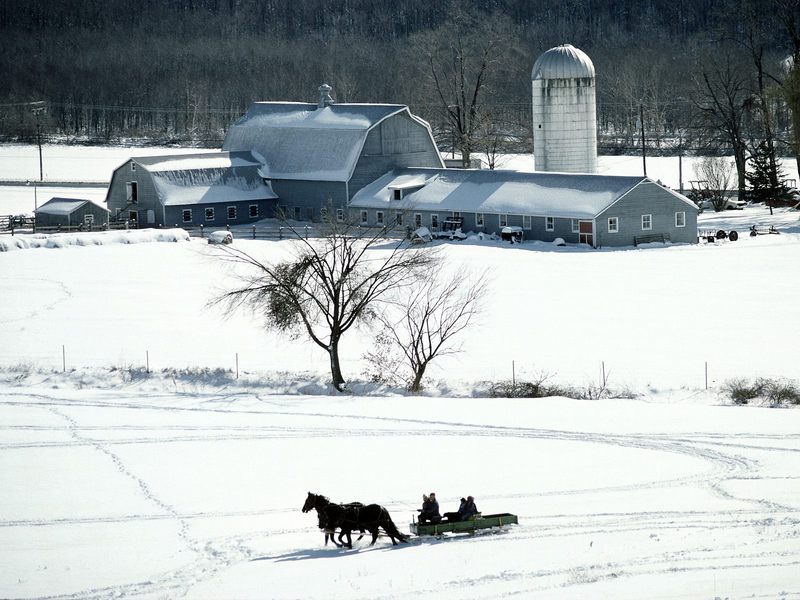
<box><xmin>371</xmin><ymin>265</ymin><xmax>486</xmax><ymax>393</ymax></box>
<box><xmin>693</xmin><ymin>156</ymin><xmax>736</xmax><ymax>211</ymax></box>
<box><xmin>212</xmin><ymin>221</ymin><xmax>435</xmax><ymax>391</ymax></box>
<box><xmin>693</xmin><ymin>57</ymin><xmax>754</xmax><ymax>198</ymax></box>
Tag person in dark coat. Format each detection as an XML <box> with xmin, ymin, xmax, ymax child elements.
<box><xmin>418</xmin><ymin>492</ymin><xmax>441</xmax><ymax>524</ymax></box>
<box><xmin>460</xmin><ymin>495</ymin><xmax>478</xmax><ymax>519</ymax></box>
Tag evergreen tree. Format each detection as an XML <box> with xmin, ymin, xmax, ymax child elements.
<box><xmin>746</xmin><ymin>141</ymin><xmax>792</xmax><ymax>214</ymax></box>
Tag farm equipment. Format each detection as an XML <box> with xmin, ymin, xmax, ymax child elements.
<box><xmin>749</xmin><ymin>225</ymin><xmax>780</xmax><ymax>236</ymax></box>
<box><xmin>698</xmin><ymin>229</ymin><xmax>739</xmax><ymax>243</ymax></box>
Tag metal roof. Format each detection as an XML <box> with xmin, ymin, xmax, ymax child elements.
<box><xmin>531</xmin><ymin>44</ymin><xmax>595</xmax><ymax>80</ymax></box>
<box><xmin>222</xmin><ymin>102</ymin><xmax>411</xmax><ymax>182</ymax></box>
<box><xmin>350</xmin><ymin>168</ymin><xmax>649</xmax><ymax>219</ymax></box>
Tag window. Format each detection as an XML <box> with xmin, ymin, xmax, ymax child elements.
<box><xmin>305</xmin><ymin>207</ymin><xmax>314</xmax><ymax>221</ymax></box>
<box><xmin>205</xmin><ymin>207</ymin><xmax>215</xmax><ymax>221</ymax></box>
<box><xmin>376</xmin><ymin>211</ymin><xmax>384</xmax><ymax>225</ymax></box>
<box><xmin>249</xmin><ymin>204</ymin><xmax>258</xmax><ymax>218</ymax></box>
<box><xmin>182</xmin><ymin>209</ymin><xmax>192</xmax><ymax>223</ymax></box>
<box><xmin>452</xmin><ymin>211</ymin><xmax>461</xmax><ymax>218</ymax></box>
<box><xmin>130</xmin><ymin>162</ymin><xmax>136</xmax><ymax>172</ymax></box>
<box><xmin>336</xmin><ymin>208</ymin><xmax>344</xmax><ymax>222</ymax></box>
<box><xmin>393</xmin><ymin>189</ymin><xmax>402</xmax><ymax>200</ymax></box>
<box><xmin>499</xmin><ymin>214</ymin><xmax>508</xmax><ymax>227</ymax></box>
<box><xmin>279</xmin><ymin>205</ymin><xmax>288</xmax><ymax>219</ymax></box>
<box><xmin>320</xmin><ymin>207</ymin><xmax>328</xmax><ymax>220</ymax></box>
<box><xmin>126</xmin><ymin>182</ymin><xmax>138</xmax><ymax>204</ymax></box>
<box><xmin>571</xmin><ymin>219</ymin><xmax>579</xmax><ymax>233</ymax></box>
<box><xmin>396</xmin><ymin>212</ymin><xmax>403</xmax><ymax>226</ymax></box>
<box><xmin>227</xmin><ymin>206</ymin><xmax>237</xmax><ymax>220</ymax></box>
<box><xmin>476</xmin><ymin>213</ymin><xmax>484</xmax><ymax>227</ymax></box>
<box><xmin>360</xmin><ymin>210</ymin><xmax>369</xmax><ymax>225</ymax></box>
<box><xmin>607</xmin><ymin>216</ymin><xmax>619</xmax><ymax>233</ymax></box>
<box><xmin>545</xmin><ymin>216</ymin><xmax>554</xmax><ymax>231</ymax></box>
<box><xmin>84</xmin><ymin>214</ymin><xmax>94</xmax><ymax>226</ymax></box>
<box><xmin>675</xmin><ymin>211</ymin><xmax>686</xmax><ymax>227</ymax></box>
<box><xmin>641</xmin><ymin>214</ymin><xmax>652</xmax><ymax>230</ymax></box>
<box><xmin>414</xmin><ymin>213</ymin><xmax>422</xmax><ymax>227</ymax></box>
<box><xmin>431</xmin><ymin>214</ymin><xmax>439</xmax><ymax>229</ymax></box>
<box><xmin>523</xmin><ymin>215</ymin><xmax>532</xmax><ymax>230</ymax></box>
<box><xmin>293</xmin><ymin>207</ymin><xmax>301</xmax><ymax>221</ymax></box>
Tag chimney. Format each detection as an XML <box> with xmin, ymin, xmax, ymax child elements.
<box><xmin>318</xmin><ymin>83</ymin><xmax>334</xmax><ymax>108</ymax></box>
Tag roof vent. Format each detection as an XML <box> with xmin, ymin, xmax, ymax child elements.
<box><xmin>318</xmin><ymin>83</ymin><xmax>334</xmax><ymax>108</ymax></box>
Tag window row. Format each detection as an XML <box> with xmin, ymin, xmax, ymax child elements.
<box><xmin>605</xmin><ymin>212</ymin><xmax>686</xmax><ymax>233</ymax></box>
<box><xmin>358</xmin><ymin>211</ymin><xmax>577</xmax><ymax>231</ymax></box>
<box><xmin>181</xmin><ymin>204</ymin><xmax>261</xmax><ymax>223</ymax></box>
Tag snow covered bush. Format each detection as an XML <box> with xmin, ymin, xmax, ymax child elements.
<box><xmin>722</xmin><ymin>377</ymin><xmax>800</xmax><ymax>406</ymax></box>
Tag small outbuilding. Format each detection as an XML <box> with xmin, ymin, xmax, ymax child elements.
<box><xmin>35</xmin><ymin>197</ymin><xmax>110</xmax><ymax>229</ymax></box>
<box><xmin>350</xmin><ymin>168</ymin><xmax>699</xmax><ymax>247</ymax></box>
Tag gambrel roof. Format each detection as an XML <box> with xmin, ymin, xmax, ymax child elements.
<box><xmin>222</xmin><ymin>102</ymin><xmax>434</xmax><ymax>182</ymax></box>
<box><xmin>350</xmin><ymin>168</ymin><xmax>696</xmax><ymax>219</ymax></box>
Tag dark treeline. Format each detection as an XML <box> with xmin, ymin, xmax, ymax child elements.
<box><xmin>1</xmin><ymin>0</ymin><xmax>798</xmax><ymax>160</ymax></box>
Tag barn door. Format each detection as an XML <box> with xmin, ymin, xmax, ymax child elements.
<box><xmin>579</xmin><ymin>220</ymin><xmax>593</xmax><ymax>246</ymax></box>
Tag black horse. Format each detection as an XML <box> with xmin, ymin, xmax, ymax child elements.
<box><xmin>315</xmin><ymin>501</ymin><xmax>366</xmax><ymax>547</ymax></box>
<box><xmin>302</xmin><ymin>492</ymin><xmax>408</xmax><ymax>549</ymax></box>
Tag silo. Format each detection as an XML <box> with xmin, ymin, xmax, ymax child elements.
<box><xmin>531</xmin><ymin>44</ymin><xmax>597</xmax><ymax>173</ymax></box>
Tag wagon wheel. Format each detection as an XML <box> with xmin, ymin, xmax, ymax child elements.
<box><xmin>716</xmin><ymin>229</ymin><xmax>727</xmax><ymax>239</ymax></box>
<box><xmin>728</xmin><ymin>230</ymin><xmax>739</xmax><ymax>241</ymax></box>
<box><xmin>707</xmin><ymin>235</ymin><xmax>716</xmax><ymax>243</ymax></box>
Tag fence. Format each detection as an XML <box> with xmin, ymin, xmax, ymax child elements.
<box><xmin>0</xmin><ymin>216</ymin><xmax>131</xmax><ymax>235</ymax></box>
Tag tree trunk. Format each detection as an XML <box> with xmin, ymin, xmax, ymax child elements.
<box><xmin>328</xmin><ymin>337</ymin><xmax>346</xmax><ymax>391</ymax></box>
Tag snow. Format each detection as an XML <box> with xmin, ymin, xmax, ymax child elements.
<box><xmin>1</xmin><ymin>144</ymin><xmax>799</xmax><ymax>599</ymax></box>
<box><xmin>150</xmin><ymin>169</ymin><xmax>277</xmax><ymax>206</ymax></box>
<box><xmin>0</xmin><ymin>228</ymin><xmax>190</xmax><ymax>252</ymax></box>
<box><xmin>138</xmin><ymin>152</ymin><xmax>261</xmax><ymax>172</ymax></box>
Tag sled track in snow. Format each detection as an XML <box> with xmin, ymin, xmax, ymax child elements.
<box><xmin>2</xmin><ymin>391</ymin><xmax>799</xmax><ymax>598</ymax></box>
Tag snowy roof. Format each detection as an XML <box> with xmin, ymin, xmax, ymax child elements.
<box><xmin>349</xmin><ymin>168</ymin><xmax>648</xmax><ymax>219</ymax></box>
<box><xmin>532</xmin><ymin>44</ymin><xmax>595</xmax><ymax>80</ymax></box>
<box><xmin>221</xmin><ymin>102</ymin><xmax>411</xmax><ymax>182</ymax></box>
<box><xmin>36</xmin><ymin>197</ymin><xmax>109</xmax><ymax>216</ymax></box>
<box><xmin>136</xmin><ymin>151</ymin><xmax>278</xmax><ymax>207</ymax></box>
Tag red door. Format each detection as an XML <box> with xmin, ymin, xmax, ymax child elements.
<box><xmin>579</xmin><ymin>220</ymin><xmax>593</xmax><ymax>246</ymax></box>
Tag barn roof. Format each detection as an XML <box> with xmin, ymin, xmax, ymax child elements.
<box><xmin>36</xmin><ymin>197</ymin><xmax>109</xmax><ymax>215</ymax></box>
<box><xmin>350</xmin><ymin>168</ymin><xmax>653</xmax><ymax>219</ymax></box>
<box><xmin>221</xmin><ymin>102</ymin><xmax>418</xmax><ymax>182</ymax></box>
<box><xmin>135</xmin><ymin>151</ymin><xmax>277</xmax><ymax>207</ymax></box>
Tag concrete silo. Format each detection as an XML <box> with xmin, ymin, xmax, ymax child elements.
<box><xmin>531</xmin><ymin>44</ymin><xmax>597</xmax><ymax>173</ymax></box>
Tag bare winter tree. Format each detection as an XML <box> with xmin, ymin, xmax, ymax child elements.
<box><xmin>417</xmin><ymin>11</ymin><xmax>514</xmax><ymax>167</ymax></box>
<box><xmin>693</xmin><ymin>156</ymin><xmax>736</xmax><ymax>211</ymax></box>
<box><xmin>369</xmin><ymin>265</ymin><xmax>486</xmax><ymax>393</ymax></box>
<box><xmin>693</xmin><ymin>57</ymin><xmax>754</xmax><ymax>199</ymax></box>
<box><xmin>211</xmin><ymin>220</ymin><xmax>435</xmax><ymax>391</ymax></box>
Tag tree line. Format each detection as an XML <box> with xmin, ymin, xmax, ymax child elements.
<box><xmin>3</xmin><ymin>0</ymin><xmax>800</xmax><ymax>194</ymax></box>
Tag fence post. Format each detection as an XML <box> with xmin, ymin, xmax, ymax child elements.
<box><xmin>279</xmin><ymin>227</ymin><xmax>283</xmax><ymax>240</ymax></box>
<box><xmin>146</xmin><ymin>351</ymin><xmax>150</xmax><ymax>374</ymax></box>
<box><xmin>62</xmin><ymin>345</ymin><xmax>66</xmax><ymax>373</ymax></box>
<box><xmin>252</xmin><ymin>225</ymin><xmax>256</xmax><ymax>240</ymax></box>
<box><xmin>235</xmin><ymin>353</ymin><xmax>239</xmax><ymax>379</ymax></box>
<box><xmin>200</xmin><ymin>224</ymin><xmax>204</xmax><ymax>238</ymax></box>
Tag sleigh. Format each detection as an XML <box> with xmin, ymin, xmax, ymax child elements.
<box><xmin>409</xmin><ymin>513</ymin><xmax>518</xmax><ymax>536</ymax></box>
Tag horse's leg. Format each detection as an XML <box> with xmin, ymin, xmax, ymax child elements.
<box><xmin>356</xmin><ymin>526</ymin><xmax>365</xmax><ymax>542</ymax></box>
<box><xmin>368</xmin><ymin>526</ymin><xmax>380</xmax><ymax>545</ymax></box>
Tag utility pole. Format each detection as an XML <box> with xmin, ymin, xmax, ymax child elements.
<box><xmin>31</xmin><ymin>101</ymin><xmax>46</xmax><ymax>182</ymax></box>
<box><xmin>640</xmin><ymin>103</ymin><xmax>647</xmax><ymax>177</ymax></box>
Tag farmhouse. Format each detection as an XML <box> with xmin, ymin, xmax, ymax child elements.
<box><xmin>35</xmin><ymin>197</ymin><xmax>109</xmax><ymax>229</ymax></box>
<box><xmin>220</xmin><ymin>84</ymin><xmax>444</xmax><ymax>220</ymax></box>
<box><xmin>350</xmin><ymin>168</ymin><xmax>699</xmax><ymax>247</ymax></box>
<box><xmin>105</xmin><ymin>151</ymin><xmax>277</xmax><ymax>228</ymax></box>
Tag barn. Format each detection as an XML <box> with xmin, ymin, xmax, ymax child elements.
<box><xmin>221</xmin><ymin>84</ymin><xmax>444</xmax><ymax>221</ymax></box>
<box><xmin>105</xmin><ymin>151</ymin><xmax>278</xmax><ymax>228</ymax></box>
<box><xmin>35</xmin><ymin>197</ymin><xmax>110</xmax><ymax>229</ymax></box>
<box><xmin>349</xmin><ymin>168</ymin><xmax>699</xmax><ymax>247</ymax></box>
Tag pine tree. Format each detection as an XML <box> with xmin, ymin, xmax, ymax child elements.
<box><xmin>746</xmin><ymin>142</ymin><xmax>792</xmax><ymax>215</ymax></box>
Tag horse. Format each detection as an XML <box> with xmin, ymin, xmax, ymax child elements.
<box><xmin>302</xmin><ymin>492</ymin><xmax>367</xmax><ymax>547</ymax></box>
<box><xmin>302</xmin><ymin>492</ymin><xmax>408</xmax><ymax>549</ymax></box>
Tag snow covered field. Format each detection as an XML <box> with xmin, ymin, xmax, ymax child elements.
<box><xmin>1</xmin><ymin>145</ymin><xmax>799</xmax><ymax>598</ymax></box>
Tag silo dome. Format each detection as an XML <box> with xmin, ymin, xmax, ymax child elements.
<box><xmin>531</xmin><ymin>44</ymin><xmax>595</xmax><ymax>80</ymax></box>
<box><xmin>531</xmin><ymin>43</ymin><xmax>597</xmax><ymax>174</ymax></box>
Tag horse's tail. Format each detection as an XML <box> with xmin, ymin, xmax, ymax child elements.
<box><xmin>380</xmin><ymin>508</ymin><xmax>409</xmax><ymax>543</ymax></box>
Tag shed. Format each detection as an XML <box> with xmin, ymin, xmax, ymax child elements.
<box><xmin>35</xmin><ymin>197</ymin><xmax>110</xmax><ymax>229</ymax></box>
<box><xmin>350</xmin><ymin>168</ymin><xmax>698</xmax><ymax>247</ymax></box>
<box><xmin>105</xmin><ymin>151</ymin><xmax>278</xmax><ymax>228</ymax></box>
<box><xmin>221</xmin><ymin>86</ymin><xmax>444</xmax><ymax>220</ymax></box>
